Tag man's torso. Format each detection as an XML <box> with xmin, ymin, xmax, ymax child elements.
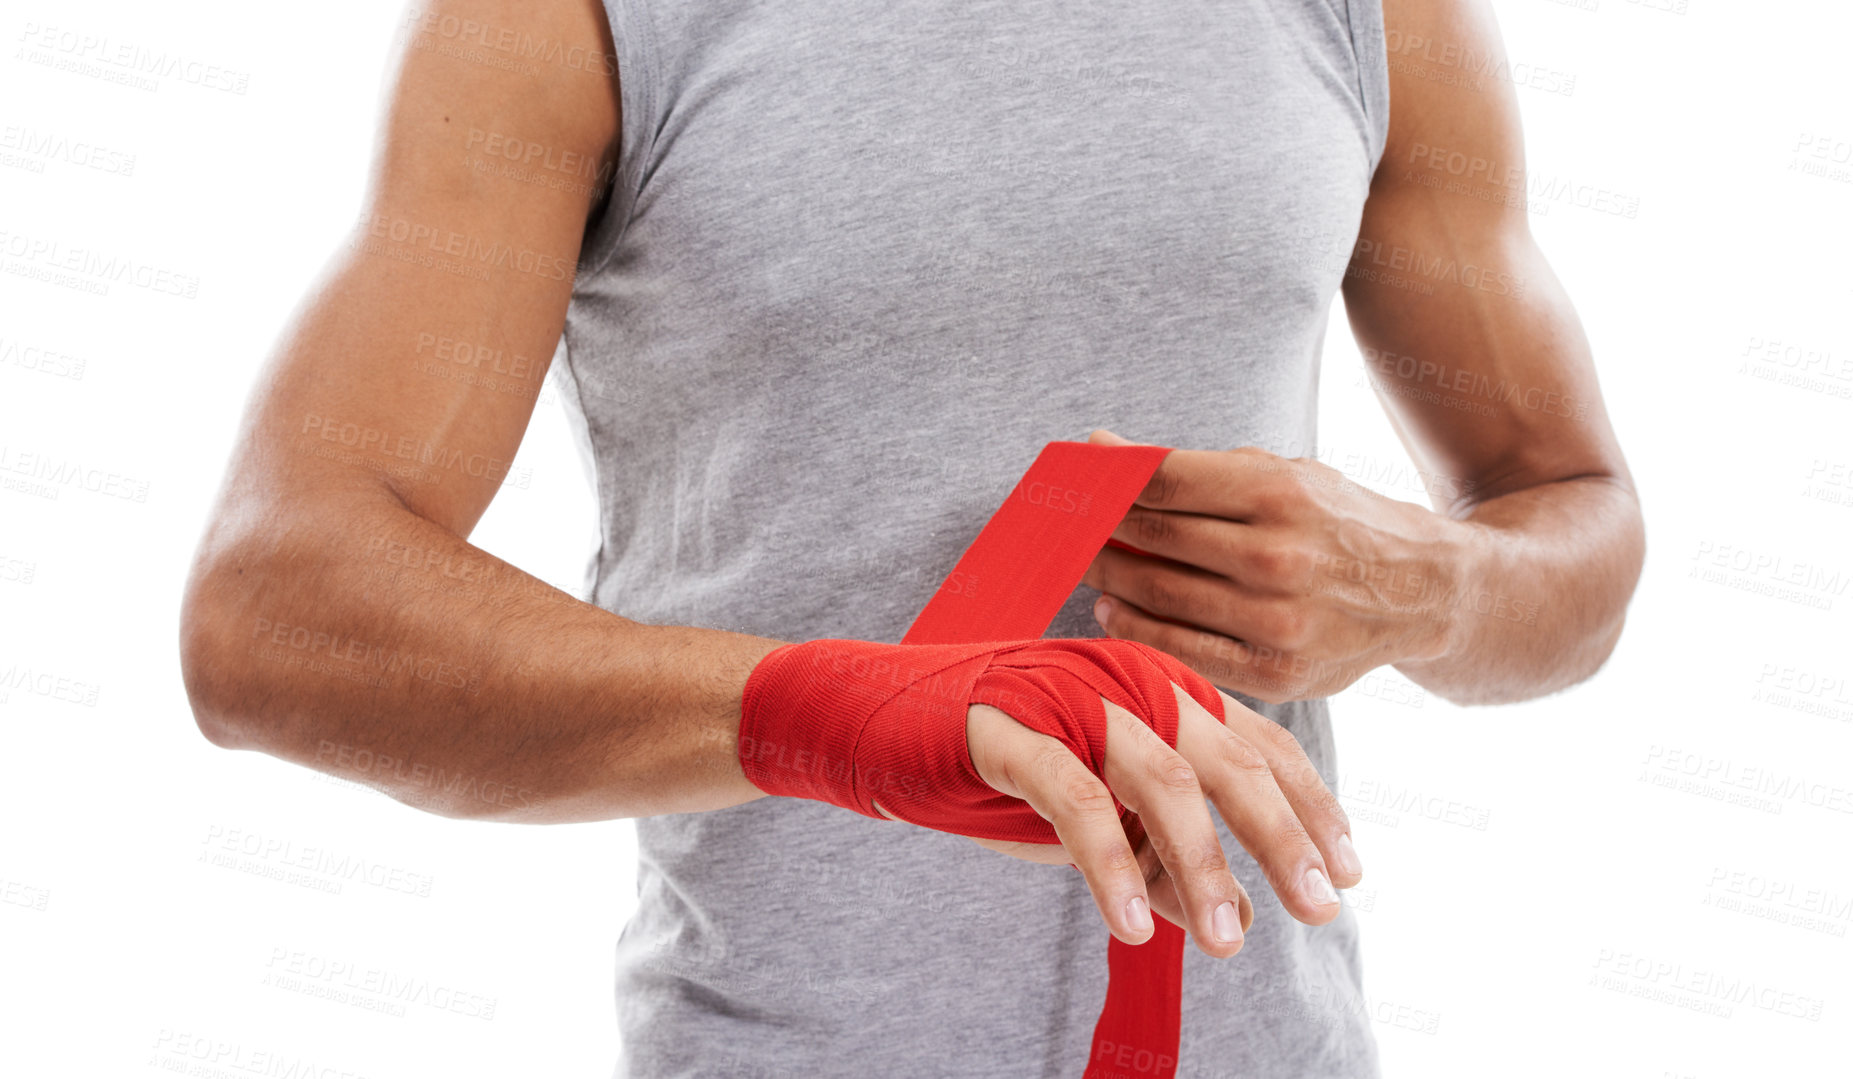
<box><xmin>553</xmin><ymin>0</ymin><xmax>1390</xmax><ymax>1074</ymax></box>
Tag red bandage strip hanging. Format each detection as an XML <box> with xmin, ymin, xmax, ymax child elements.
<box><xmin>901</xmin><ymin>440</ymin><xmax>1185</xmax><ymax>1079</ymax></box>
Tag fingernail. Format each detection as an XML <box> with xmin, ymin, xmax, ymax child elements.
<box><xmin>1304</xmin><ymin>866</ymin><xmax>1340</xmax><ymax>906</ymax></box>
<box><xmin>1093</xmin><ymin>596</ymin><xmax>1113</xmax><ymax>627</ymax></box>
<box><xmin>1335</xmin><ymin>833</ymin><xmax>1363</xmax><ymax>878</ymax></box>
<box><xmin>1127</xmin><ymin>895</ymin><xmax>1153</xmax><ymax>934</ymax></box>
<box><xmin>1213</xmin><ymin>900</ymin><xmax>1242</xmax><ymax>944</ymax></box>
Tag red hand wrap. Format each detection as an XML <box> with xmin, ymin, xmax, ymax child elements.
<box><xmin>734</xmin><ymin>440</ymin><xmax>1200</xmax><ymax>1078</ymax></box>
<box><xmin>738</xmin><ymin>637</ymin><xmax>1225</xmax><ymax>842</ymax></box>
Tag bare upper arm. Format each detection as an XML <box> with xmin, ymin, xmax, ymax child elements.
<box><xmin>214</xmin><ymin>0</ymin><xmax>620</xmax><ymax>541</ymax></box>
<box><xmin>1343</xmin><ymin>0</ymin><xmax>1634</xmax><ymax>513</ymax></box>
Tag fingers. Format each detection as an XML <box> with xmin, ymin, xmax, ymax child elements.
<box><xmin>963</xmin><ymin>668</ymin><xmax>1360</xmax><ymax>951</ymax></box>
<box><xmin>1093</xmin><ymin>593</ymin><xmax>1321</xmax><ymax>702</ymax></box>
<box><xmin>1085</xmin><ymin>433</ymin><xmax>1287</xmax><ymax>520</ymax></box>
<box><xmin>966</xmin><ymin>703</ymin><xmax>1157</xmax><ymax>946</ymax></box>
<box><xmin>1171</xmin><ymin>686</ymin><xmax>1355</xmax><ymax>926</ymax></box>
<box><xmin>1089</xmin><ymin>543</ymin><xmax>1352</xmax><ymax>656</ymax></box>
<box><xmin>1099</xmin><ymin>698</ymin><xmax>1249</xmax><ymax>958</ymax></box>
<box><xmin>1081</xmin><ymin>543</ymin><xmax>1248</xmax><ymax>639</ymax></box>
<box><xmin>1214</xmin><ymin>687</ymin><xmax>1365</xmax><ymax>892</ymax></box>
<box><xmin>1126</xmin><ymin>822</ymin><xmax>1232</xmax><ymax>941</ymax></box>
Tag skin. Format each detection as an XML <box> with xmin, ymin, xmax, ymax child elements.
<box><xmin>178</xmin><ymin>0</ymin><xmax>1634</xmax><ymax>969</ymax></box>
<box><xmin>1081</xmin><ymin>0</ymin><xmax>1644</xmax><ymax>708</ymax></box>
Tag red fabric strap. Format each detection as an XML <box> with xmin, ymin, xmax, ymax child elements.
<box><xmin>901</xmin><ymin>441</ymin><xmax>1189</xmax><ymax>1079</ymax></box>
<box><xmin>737</xmin><ymin>441</ymin><xmax>1204</xmax><ymax>1076</ymax></box>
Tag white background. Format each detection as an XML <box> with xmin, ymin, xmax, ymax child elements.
<box><xmin>3</xmin><ymin>1</ymin><xmax>1850</xmax><ymax>1076</ymax></box>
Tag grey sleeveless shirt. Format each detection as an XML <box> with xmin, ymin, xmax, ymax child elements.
<box><xmin>554</xmin><ymin>1</ymin><xmax>1390</xmax><ymax>1075</ymax></box>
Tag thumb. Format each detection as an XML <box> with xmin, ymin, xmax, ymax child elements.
<box><xmin>1087</xmin><ymin>428</ymin><xmax>1140</xmax><ymax>446</ymax></box>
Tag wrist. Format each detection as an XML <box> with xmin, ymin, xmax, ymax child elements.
<box><xmin>736</xmin><ymin>638</ymin><xmax>997</xmax><ymax>813</ymax></box>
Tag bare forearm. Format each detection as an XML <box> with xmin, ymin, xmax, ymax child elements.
<box><xmin>1398</xmin><ymin>474</ymin><xmax>1644</xmax><ymax>705</ymax></box>
<box><xmin>181</xmin><ymin>490</ymin><xmax>780</xmax><ymax>823</ymax></box>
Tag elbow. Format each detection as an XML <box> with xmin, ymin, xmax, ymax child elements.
<box><xmin>178</xmin><ymin>561</ymin><xmax>255</xmax><ymax>752</ymax></box>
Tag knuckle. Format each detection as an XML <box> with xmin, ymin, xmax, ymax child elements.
<box><xmin>1131</xmin><ymin>509</ymin><xmax>1174</xmax><ymax>548</ymax></box>
<box><xmin>1253</xmin><ymin>478</ymin><xmax>1303</xmax><ymax>518</ymax></box>
<box><xmin>1147</xmin><ymin>752</ymin><xmax>1202</xmax><ymax>798</ymax></box>
<box><xmin>1260</xmin><ymin>545</ymin><xmax>1319</xmax><ymax>589</ymax></box>
<box><xmin>1138</xmin><ymin>574</ymin><xmax>1194</xmax><ymax>618</ymax></box>
<box><xmin>1247</xmin><ymin>544</ymin><xmax>1291</xmax><ymax>582</ymax></box>
<box><xmin>1148</xmin><ymin>468</ymin><xmax>1183</xmax><ymax>508</ymax></box>
<box><xmin>1256</xmin><ymin>720</ymin><xmax>1304</xmax><ymax>756</ymax></box>
<box><xmin>1272</xmin><ymin>816</ymin><xmax>1316</xmax><ymax>853</ymax></box>
<box><xmin>1057</xmin><ymin>772</ymin><xmax>1117</xmax><ymax>817</ymax></box>
<box><xmin>1090</xmin><ymin>841</ymin><xmax>1141</xmax><ymax>879</ymax></box>
<box><xmin>1309</xmin><ymin>785</ymin><xmax>1348</xmax><ymax>825</ymax></box>
<box><xmin>1194</xmin><ymin>636</ymin><xmax>1250</xmax><ymax>684</ymax></box>
<box><xmin>1215</xmin><ymin>731</ymin><xmax>1274</xmax><ymax>780</ymax></box>
<box><xmin>1124</xmin><ymin>638</ymin><xmax>1195</xmax><ymax>683</ymax></box>
<box><xmin>1274</xmin><ymin>545</ymin><xmax>1316</xmax><ymax>588</ymax></box>
<box><xmin>1024</xmin><ymin>739</ymin><xmax>1072</xmax><ymax>780</ymax></box>
<box><xmin>1261</xmin><ymin>606</ymin><xmax>1310</xmax><ymax>649</ymax></box>
<box><xmin>1141</xmin><ymin>852</ymin><xmax>1168</xmax><ymax>887</ymax></box>
<box><xmin>1284</xmin><ymin>759</ymin><xmax>1344</xmax><ymax>813</ymax></box>
<box><xmin>1187</xmin><ymin>841</ymin><xmax>1231</xmax><ymax>881</ymax></box>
